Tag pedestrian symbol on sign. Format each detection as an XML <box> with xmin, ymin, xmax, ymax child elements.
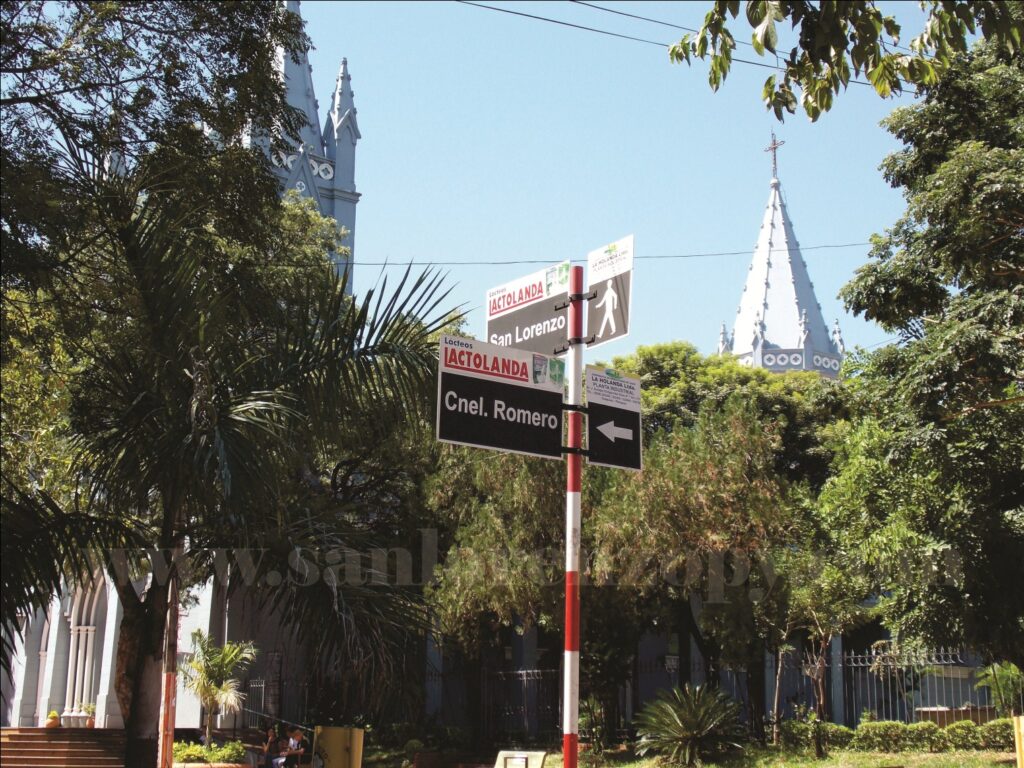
<box><xmin>594</xmin><ymin>279</ymin><xmax>619</xmax><ymax>339</ymax></box>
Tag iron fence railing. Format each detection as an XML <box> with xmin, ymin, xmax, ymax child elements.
<box><xmin>482</xmin><ymin>669</ymin><xmax>561</xmax><ymax>743</ymax></box>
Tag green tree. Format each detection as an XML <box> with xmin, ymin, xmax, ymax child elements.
<box><xmin>3</xmin><ymin>167</ymin><xmax>450</xmax><ymax>752</ymax></box>
<box><xmin>3</xmin><ymin>1</ymin><xmax>458</xmax><ymax>746</ymax></box>
<box><xmin>1</xmin><ymin>290</ymin><xmax>144</xmax><ymax>675</ymax></box>
<box><xmin>824</xmin><ymin>28</ymin><xmax>1024</xmax><ymax>667</ymax></box>
<box><xmin>594</xmin><ymin>344</ymin><xmax>848</xmax><ymax>738</ymax></box>
<box><xmin>669</xmin><ymin>1</ymin><xmax>1024</xmax><ymax>120</ymax></box>
<box><xmin>181</xmin><ymin>630</ymin><xmax>257</xmax><ymax>748</ymax></box>
<box><xmin>1</xmin><ymin>1</ymin><xmax>308</xmax><ymax>286</ymax></box>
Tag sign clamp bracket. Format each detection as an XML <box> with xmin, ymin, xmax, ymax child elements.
<box><xmin>553</xmin><ymin>336</ymin><xmax>596</xmax><ymax>355</ymax></box>
<box><xmin>562</xmin><ymin>446</ymin><xmax>589</xmax><ymax>456</ymax></box>
<box><xmin>554</xmin><ymin>292</ymin><xmax>597</xmax><ymax>311</ymax></box>
<box><xmin>563</xmin><ymin>403</ymin><xmax>589</xmax><ymax>414</ymax></box>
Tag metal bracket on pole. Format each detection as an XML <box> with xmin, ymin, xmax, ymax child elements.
<box><xmin>553</xmin><ymin>292</ymin><xmax>597</xmax><ymax>312</ymax></box>
<box><xmin>553</xmin><ymin>336</ymin><xmax>595</xmax><ymax>355</ymax></box>
<box><xmin>562</xmin><ymin>446</ymin><xmax>589</xmax><ymax>455</ymax></box>
<box><xmin>563</xmin><ymin>403</ymin><xmax>589</xmax><ymax>413</ymax></box>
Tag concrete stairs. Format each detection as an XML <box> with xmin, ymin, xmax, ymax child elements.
<box><xmin>0</xmin><ymin>728</ymin><xmax>125</xmax><ymax>768</ymax></box>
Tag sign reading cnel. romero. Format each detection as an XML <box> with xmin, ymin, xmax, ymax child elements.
<box><xmin>436</xmin><ymin>335</ymin><xmax>566</xmax><ymax>459</ymax></box>
<box><xmin>486</xmin><ymin>261</ymin><xmax>570</xmax><ymax>356</ymax></box>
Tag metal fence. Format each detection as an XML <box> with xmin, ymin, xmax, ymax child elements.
<box><xmin>241</xmin><ymin>678</ymin><xmax>311</xmax><ymax>730</ymax></box>
<box><xmin>842</xmin><ymin>648</ymin><xmax>1020</xmax><ymax>728</ymax></box>
<box><xmin>482</xmin><ymin>669</ymin><xmax>561</xmax><ymax>743</ymax></box>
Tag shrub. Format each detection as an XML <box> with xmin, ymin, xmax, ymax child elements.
<box><xmin>944</xmin><ymin>720</ymin><xmax>981</xmax><ymax>750</ymax></box>
<box><xmin>209</xmin><ymin>741</ymin><xmax>246</xmax><ymax>762</ymax></box>
<box><xmin>852</xmin><ymin>720</ymin><xmax>909</xmax><ymax>752</ymax></box>
<box><xmin>821</xmin><ymin>722</ymin><xmax>855</xmax><ymax>749</ymax></box>
<box><xmin>779</xmin><ymin>720</ymin><xmax>853</xmax><ymax>751</ymax></box>
<box><xmin>172</xmin><ymin>740</ymin><xmax>247</xmax><ymax>764</ymax></box>
<box><xmin>172</xmin><ymin>742</ymin><xmax>210</xmax><ymax>763</ymax></box>
<box><xmin>635</xmin><ymin>684</ymin><xmax>745</xmax><ymax>766</ymax></box>
<box><xmin>906</xmin><ymin>721</ymin><xmax>948</xmax><ymax>752</ymax></box>
<box><xmin>403</xmin><ymin>739</ymin><xmax>426</xmax><ymax>761</ymax></box>
<box><xmin>779</xmin><ymin>719</ymin><xmax>812</xmax><ymax>750</ymax></box>
<box><xmin>978</xmin><ymin>718</ymin><xmax>1014</xmax><ymax>750</ymax></box>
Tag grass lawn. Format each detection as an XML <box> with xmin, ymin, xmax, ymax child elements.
<box><xmin>538</xmin><ymin>748</ymin><xmax>1015</xmax><ymax>768</ymax></box>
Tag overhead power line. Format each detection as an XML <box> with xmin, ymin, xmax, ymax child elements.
<box><xmin>456</xmin><ymin>0</ymin><xmax>670</xmax><ymax>48</ymax></box>
<box><xmin>572</xmin><ymin>0</ymin><xmax>918</xmax><ymax>55</ymax></box>
<box><xmin>458</xmin><ymin>1</ymin><xmax>905</xmax><ymax>90</ymax></box>
<box><xmin>337</xmin><ymin>241</ymin><xmax>874</xmax><ymax>268</ymax></box>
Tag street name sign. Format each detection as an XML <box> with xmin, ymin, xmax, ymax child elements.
<box><xmin>486</xmin><ymin>261</ymin><xmax>570</xmax><ymax>356</ymax></box>
<box><xmin>437</xmin><ymin>335</ymin><xmax>566</xmax><ymax>459</ymax></box>
<box><xmin>585</xmin><ymin>365</ymin><xmax>642</xmax><ymax>471</ymax></box>
<box><xmin>586</xmin><ymin>235</ymin><xmax>633</xmax><ymax>348</ymax></box>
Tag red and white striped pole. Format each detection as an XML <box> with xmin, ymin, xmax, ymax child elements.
<box><xmin>563</xmin><ymin>265</ymin><xmax>584</xmax><ymax>768</ymax></box>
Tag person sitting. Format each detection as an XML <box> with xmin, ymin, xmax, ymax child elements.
<box><xmin>281</xmin><ymin>726</ymin><xmax>311</xmax><ymax>767</ymax></box>
<box><xmin>262</xmin><ymin>723</ymin><xmax>286</xmax><ymax>768</ymax></box>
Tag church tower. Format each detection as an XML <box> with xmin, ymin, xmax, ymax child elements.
<box><xmin>718</xmin><ymin>134</ymin><xmax>844</xmax><ymax>378</ymax></box>
<box><xmin>269</xmin><ymin>0</ymin><xmax>360</xmax><ymax>280</ymax></box>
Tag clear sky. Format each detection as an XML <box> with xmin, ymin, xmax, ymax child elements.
<box><xmin>298</xmin><ymin>0</ymin><xmax>923</xmax><ymax>362</ymax></box>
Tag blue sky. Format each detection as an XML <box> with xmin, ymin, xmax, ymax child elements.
<box><xmin>298</xmin><ymin>0</ymin><xmax>924</xmax><ymax>362</ymax></box>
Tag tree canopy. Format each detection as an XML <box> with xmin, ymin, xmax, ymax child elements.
<box><xmin>823</xmin><ymin>29</ymin><xmax>1023</xmax><ymax>667</ymax></box>
<box><xmin>669</xmin><ymin>1</ymin><xmax>1024</xmax><ymax>120</ymax></box>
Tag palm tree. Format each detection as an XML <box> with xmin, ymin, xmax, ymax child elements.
<box><xmin>4</xmin><ymin>137</ymin><xmax>456</xmax><ymax>748</ymax></box>
<box><xmin>182</xmin><ymin>630</ymin><xmax>258</xmax><ymax>747</ymax></box>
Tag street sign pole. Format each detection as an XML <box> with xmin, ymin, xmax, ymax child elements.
<box><xmin>563</xmin><ymin>266</ymin><xmax>583</xmax><ymax>768</ymax></box>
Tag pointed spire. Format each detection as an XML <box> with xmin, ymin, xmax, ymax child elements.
<box><xmin>279</xmin><ymin>0</ymin><xmax>324</xmax><ymax>155</ymax></box>
<box><xmin>323</xmin><ymin>58</ymin><xmax>360</xmax><ymax>193</ymax></box>
<box><xmin>832</xmin><ymin>319</ymin><xmax>845</xmax><ymax>355</ymax></box>
<box><xmin>324</xmin><ymin>58</ymin><xmax>360</xmax><ymax>158</ymax></box>
<box><xmin>726</xmin><ymin>148</ymin><xmax>843</xmax><ymax>378</ymax></box>
<box><xmin>717</xmin><ymin>322</ymin><xmax>733</xmax><ymax>355</ymax></box>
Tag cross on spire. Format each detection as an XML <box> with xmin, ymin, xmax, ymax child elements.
<box><xmin>764</xmin><ymin>130</ymin><xmax>785</xmax><ymax>178</ymax></box>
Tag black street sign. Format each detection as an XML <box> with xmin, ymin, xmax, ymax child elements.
<box><xmin>486</xmin><ymin>262</ymin><xmax>570</xmax><ymax>356</ymax></box>
<box><xmin>437</xmin><ymin>335</ymin><xmax>565</xmax><ymax>460</ymax></box>
<box><xmin>587</xmin><ymin>235</ymin><xmax>633</xmax><ymax>348</ymax></box>
<box><xmin>586</xmin><ymin>366</ymin><xmax>642</xmax><ymax>471</ymax></box>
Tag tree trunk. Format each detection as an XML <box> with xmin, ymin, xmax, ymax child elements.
<box><xmin>745</xmin><ymin>658</ymin><xmax>766</xmax><ymax>745</ymax></box>
<box><xmin>679</xmin><ymin>597</ymin><xmax>720</xmax><ymax>686</ymax></box>
<box><xmin>771</xmin><ymin>647</ymin><xmax>786</xmax><ymax>745</ymax></box>
<box><xmin>112</xmin><ymin>575</ymin><xmax>170</xmax><ymax>767</ymax></box>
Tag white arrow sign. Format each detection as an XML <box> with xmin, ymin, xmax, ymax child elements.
<box><xmin>596</xmin><ymin>421</ymin><xmax>633</xmax><ymax>443</ymax></box>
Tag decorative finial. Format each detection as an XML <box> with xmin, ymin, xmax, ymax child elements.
<box><xmin>764</xmin><ymin>130</ymin><xmax>785</xmax><ymax>179</ymax></box>
<box><xmin>717</xmin><ymin>322</ymin><xmax>733</xmax><ymax>354</ymax></box>
<box><xmin>831</xmin><ymin>319</ymin><xmax>845</xmax><ymax>355</ymax></box>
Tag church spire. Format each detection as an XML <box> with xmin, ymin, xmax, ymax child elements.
<box><xmin>280</xmin><ymin>0</ymin><xmax>324</xmax><ymax>154</ymax></box>
<box><xmin>720</xmin><ymin>138</ymin><xmax>844</xmax><ymax>377</ymax></box>
<box><xmin>323</xmin><ymin>58</ymin><xmax>360</xmax><ymax>191</ymax></box>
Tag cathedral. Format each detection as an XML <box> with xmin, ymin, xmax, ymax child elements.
<box><xmin>718</xmin><ymin>134</ymin><xmax>845</xmax><ymax>377</ymax></box>
<box><xmin>1</xmin><ymin>0</ymin><xmax>357</xmax><ymax>732</ymax></box>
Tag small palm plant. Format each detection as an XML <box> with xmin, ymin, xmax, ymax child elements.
<box><xmin>635</xmin><ymin>684</ymin><xmax>745</xmax><ymax>767</ymax></box>
<box><xmin>182</xmin><ymin>630</ymin><xmax>257</xmax><ymax>747</ymax></box>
